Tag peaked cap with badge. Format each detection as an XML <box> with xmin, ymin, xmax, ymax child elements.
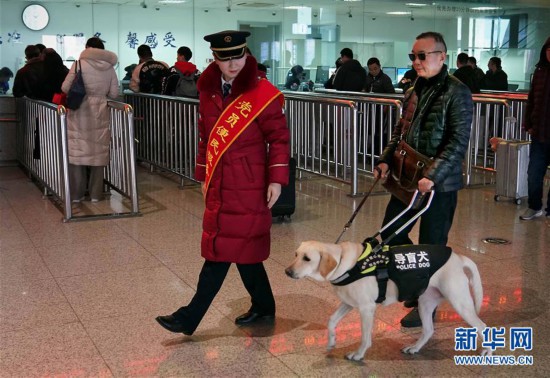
<box><xmin>204</xmin><ymin>30</ymin><xmax>251</xmax><ymax>61</ymax></box>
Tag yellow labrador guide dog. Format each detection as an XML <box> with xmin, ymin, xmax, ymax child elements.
<box><xmin>285</xmin><ymin>192</ymin><xmax>491</xmax><ymax>361</ymax></box>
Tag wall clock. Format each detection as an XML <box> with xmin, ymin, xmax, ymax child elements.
<box><xmin>22</xmin><ymin>4</ymin><xmax>50</xmax><ymax>31</ymax></box>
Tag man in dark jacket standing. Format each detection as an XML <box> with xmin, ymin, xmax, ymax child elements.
<box><xmin>519</xmin><ymin>37</ymin><xmax>550</xmax><ymax>220</ymax></box>
<box><xmin>453</xmin><ymin>52</ymin><xmax>479</xmax><ymax>93</ymax></box>
<box><xmin>364</xmin><ymin>57</ymin><xmax>395</xmax><ymax>93</ymax></box>
<box><xmin>155</xmin><ymin>30</ymin><xmax>290</xmax><ymax>335</ymax></box>
<box><xmin>467</xmin><ymin>56</ymin><xmax>485</xmax><ymax>91</ymax></box>
<box><xmin>481</xmin><ymin>56</ymin><xmax>508</xmax><ymax>91</ymax></box>
<box><xmin>333</xmin><ymin>48</ymin><xmax>366</xmax><ymax>92</ymax></box>
<box><xmin>374</xmin><ymin>32</ymin><xmax>473</xmax><ymax>328</ymax></box>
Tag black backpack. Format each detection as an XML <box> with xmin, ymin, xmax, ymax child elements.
<box><xmin>174</xmin><ymin>69</ymin><xmax>199</xmax><ymax>98</ymax></box>
<box><xmin>139</xmin><ymin>60</ymin><xmax>168</xmax><ymax>94</ymax></box>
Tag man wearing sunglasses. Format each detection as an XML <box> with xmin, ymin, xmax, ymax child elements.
<box><xmin>373</xmin><ymin>31</ymin><xmax>473</xmax><ymax>328</ymax></box>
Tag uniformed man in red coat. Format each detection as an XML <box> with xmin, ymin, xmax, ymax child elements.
<box><xmin>156</xmin><ymin>30</ymin><xmax>290</xmax><ymax>335</ymax></box>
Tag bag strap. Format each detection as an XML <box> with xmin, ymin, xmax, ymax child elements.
<box><xmin>393</xmin><ymin>143</ymin><xmax>406</xmax><ymax>180</ymax></box>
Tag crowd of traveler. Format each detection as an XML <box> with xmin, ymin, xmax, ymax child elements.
<box><xmin>6</xmin><ymin>41</ymin><xmax>515</xmax><ymax>99</ymax></box>
<box><xmin>318</xmin><ymin>48</ymin><xmax>511</xmax><ymax>95</ymax></box>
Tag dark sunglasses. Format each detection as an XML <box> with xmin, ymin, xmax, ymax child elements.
<box><xmin>408</xmin><ymin>51</ymin><xmax>443</xmax><ymax>61</ymax></box>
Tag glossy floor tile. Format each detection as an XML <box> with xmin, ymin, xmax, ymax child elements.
<box><xmin>0</xmin><ymin>165</ymin><xmax>549</xmax><ymax>377</ymax></box>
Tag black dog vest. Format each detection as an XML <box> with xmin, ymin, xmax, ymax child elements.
<box><xmin>330</xmin><ymin>243</ymin><xmax>452</xmax><ymax>303</ymax></box>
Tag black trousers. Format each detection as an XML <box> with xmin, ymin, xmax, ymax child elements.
<box><xmin>173</xmin><ymin>260</ymin><xmax>275</xmax><ymax>334</ymax></box>
<box><xmin>380</xmin><ymin>191</ymin><xmax>458</xmax><ymax>246</ymax></box>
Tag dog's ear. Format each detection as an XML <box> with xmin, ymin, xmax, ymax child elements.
<box><xmin>319</xmin><ymin>251</ymin><xmax>337</xmax><ymax>278</ymax></box>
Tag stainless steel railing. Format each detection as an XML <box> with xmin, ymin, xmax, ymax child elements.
<box><xmin>122</xmin><ymin>90</ymin><xmax>530</xmax><ymax>197</ymax></box>
<box><xmin>283</xmin><ymin>92</ymin><xmax>357</xmax><ymax>189</ymax></box>
<box><xmin>16</xmin><ymin>97</ymin><xmax>140</xmax><ymax>221</ymax></box>
<box><xmin>124</xmin><ymin>93</ymin><xmax>200</xmax><ymax>186</ymax></box>
<box><xmin>308</xmin><ymin>92</ymin><xmax>402</xmax><ymax>172</ymax></box>
<box><xmin>16</xmin><ymin>98</ymin><xmax>69</xmax><ymax>206</ymax></box>
<box><xmin>105</xmin><ymin>101</ymin><xmax>140</xmax><ymax>214</ymax></box>
<box><xmin>283</xmin><ymin>91</ymin><xmax>402</xmax><ymax>195</ymax></box>
<box><xmin>313</xmin><ymin>90</ymin><xmax>531</xmax><ymax>188</ymax></box>
<box><xmin>467</xmin><ymin>95</ymin><xmax>530</xmax><ymax>186</ymax></box>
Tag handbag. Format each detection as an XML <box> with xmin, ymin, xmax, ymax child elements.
<box><xmin>65</xmin><ymin>60</ymin><xmax>86</xmax><ymax>110</ymax></box>
<box><xmin>382</xmin><ymin>139</ymin><xmax>434</xmax><ymax>205</ymax></box>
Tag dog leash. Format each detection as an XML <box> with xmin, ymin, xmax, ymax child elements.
<box><xmin>335</xmin><ymin>172</ymin><xmax>381</xmax><ymax>244</ymax></box>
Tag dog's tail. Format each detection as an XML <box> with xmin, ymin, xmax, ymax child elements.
<box><xmin>462</xmin><ymin>256</ymin><xmax>483</xmax><ymax>314</ymax></box>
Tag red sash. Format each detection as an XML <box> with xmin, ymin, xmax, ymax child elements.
<box><xmin>204</xmin><ymin>79</ymin><xmax>283</xmax><ymax>194</ymax></box>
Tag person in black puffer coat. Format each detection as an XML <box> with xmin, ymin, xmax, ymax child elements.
<box><xmin>42</xmin><ymin>48</ymin><xmax>69</xmax><ymax>102</ymax></box>
<box><xmin>284</xmin><ymin>65</ymin><xmax>304</xmax><ymax>90</ymax></box>
<box><xmin>519</xmin><ymin>37</ymin><xmax>550</xmax><ymax>221</ymax></box>
<box><xmin>12</xmin><ymin>45</ymin><xmax>49</xmax><ymax>101</ymax></box>
<box><xmin>374</xmin><ymin>32</ymin><xmax>473</xmax><ymax>328</ymax></box>
<box><xmin>481</xmin><ymin>56</ymin><xmax>508</xmax><ymax>91</ymax></box>
<box><xmin>333</xmin><ymin>48</ymin><xmax>366</xmax><ymax>92</ymax></box>
<box><xmin>453</xmin><ymin>52</ymin><xmax>479</xmax><ymax>93</ymax></box>
<box><xmin>364</xmin><ymin>57</ymin><xmax>396</xmax><ymax>93</ymax></box>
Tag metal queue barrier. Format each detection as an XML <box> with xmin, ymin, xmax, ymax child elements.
<box><xmin>121</xmin><ymin>90</ymin><xmax>529</xmax><ymax>197</ymax></box>
<box><xmin>105</xmin><ymin>101</ymin><xmax>140</xmax><ymax>216</ymax></box>
<box><xmin>16</xmin><ymin>97</ymin><xmax>140</xmax><ymax>221</ymax></box>
<box><xmin>467</xmin><ymin>94</ymin><xmax>530</xmax><ymax>186</ymax></box>
<box><xmin>315</xmin><ymin>89</ymin><xmax>531</xmax><ymax>188</ymax></box>
<box><xmin>284</xmin><ymin>91</ymin><xmax>402</xmax><ymax>196</ymax></box>
<box><xmin>16</xmin><ymin>98</ymin><xmax>68</xmax><ymax>207</ymax></box>
<box><xmin>283</xmin><ymin>93</ymin><xmax>359</xmax><ymax>193</ymax></box>
<box><xmin>124</xmin><ymin>93</ymin><xmax>200</xmax><ymax>186</ymax></box>
<box><xmin>125</xmin><ymin>91</ymin><xmax>367</xmax><ymax>196</ymax></box>
<box><xmin>304</xmin><ymin>90</ymin><xmax>403</xmax><ymax>176</ymax></box>
<box><xmin>475</xmin><ymin>92</ymin><xmax>528</xmax><ymax>140</ymax></box>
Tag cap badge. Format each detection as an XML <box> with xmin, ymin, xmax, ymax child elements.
<box><xmin>224</xmin><ymin>36</ymin><xmax>232</xmax><ymax>43</ymax></box>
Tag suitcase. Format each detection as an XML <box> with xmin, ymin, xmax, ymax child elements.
<box><xmin>271</xmin><ymin>157</ymin><xmax>296</xmax><ymax>220</ymax></box>
<box><xmin>494</xmin><ymin>140</ymin><xmax>530</xmax><ymax>205</ymax></box>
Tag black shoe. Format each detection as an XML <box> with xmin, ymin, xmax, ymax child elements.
<box><xmin>235</xmin><ymin>311</ymin><xmax>275</xmax><ymax>325</ymax></box>
<box><xmin>155</xmin><ymin>315</ymin><xmax>193</xmax><ymax>335</ymax></box>
<box><xmin>400</xmin><ymin>307</ymin><xmax>437</xmax><ymax>328</ymax></box>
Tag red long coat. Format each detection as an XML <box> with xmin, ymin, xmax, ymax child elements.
<box><xmin>195</xmin><ymin>56</ymin><xmax>290</xmax><ymax>264</ymax></box>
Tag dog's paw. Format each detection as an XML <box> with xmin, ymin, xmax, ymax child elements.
<box><xmin>401</xmin><ymin>345</ymin><xmax>421</xmax><ymax>355</ymax></box>
<box><xmin>345</xmin><ymin>351</ymin><xmax>365</xmax><ymax>361</ymax></box>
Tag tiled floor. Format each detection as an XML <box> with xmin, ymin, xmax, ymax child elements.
<box><xmin>1</xmin><ymin>165</ymin><xmax>549</xmax><ymax>377</ymax></box>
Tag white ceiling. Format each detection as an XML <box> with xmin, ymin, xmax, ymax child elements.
<box><xmin>12</xmin><ymin>0</ymin><xmax>550</xmax><ymax>18</ymax></box>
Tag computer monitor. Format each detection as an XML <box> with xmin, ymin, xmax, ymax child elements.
<box><xmin>397</xmin><ymin>68</ymin><xmax>409</xmax><ymax>83</ymax></box>
<box><xmin>383</xmin><ymin>67</ymin><xmax>397</xmax><ymax>84</ymax></box>
<box><xmin>315</xmin><ymin>66</ymin><xmax>330</xmax><ymax>83</ymax></box>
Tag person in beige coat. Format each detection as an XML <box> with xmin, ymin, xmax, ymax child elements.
<box><xmin>61</xmin><ymin>37</ymin><xmax>119</xmax><ymax>202</ymax></box>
